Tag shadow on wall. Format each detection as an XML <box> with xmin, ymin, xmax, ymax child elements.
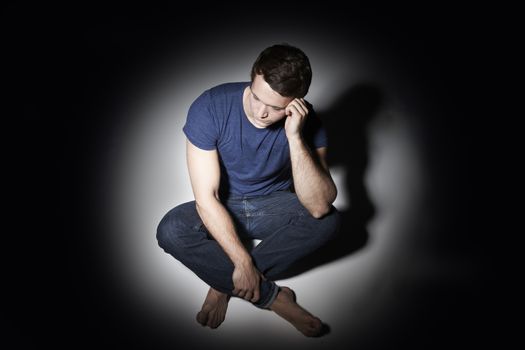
<box><xmin>273</xmin><ymin>83</ymin><xmax>384</xmax><ymax>279</ymax></box>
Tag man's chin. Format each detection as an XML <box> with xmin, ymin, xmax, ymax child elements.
<box><xmin>255</xmin><ymin>119</ymin><xmax>272</xmax><ymax>127</ymax></box>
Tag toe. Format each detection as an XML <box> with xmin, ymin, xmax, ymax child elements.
<box><xmin>196</xmin><ymin>311</ymin><xmax>208</xmax><ymax>326</ymax></box>
<box><xmin>304</xmin><ymin>317</ymin><xmax>323</xmax><ymax>337</ymax></box>
<box><xmin>208</xmin><ymin>313</ymin><xmax>220</xmax><ymax>329</ymax></box>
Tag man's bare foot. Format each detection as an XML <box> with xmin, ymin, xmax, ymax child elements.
<box><xmin>270</xmin><ymin>286</ymin><xmax>326</xmax><ymax>337</ymax></box>
<box><xmin>196</xmin><ymin>287</ymin><xmax>230</xmax><ymax>329</ymax></box>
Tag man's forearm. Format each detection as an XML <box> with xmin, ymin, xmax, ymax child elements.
<box><xmin>195</xmin><ymin>198</ymin><xmax>251</xmax><ymax>266</ymax></box>
<box><xmin>288</xmin><ymin>136</ymin><xmax>337</xmax><ymax>218</ymax></box>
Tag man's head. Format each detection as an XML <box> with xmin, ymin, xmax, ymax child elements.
<box><xmin>250</xmin><ymin>43</ymin><xmax>312</xmax><ymax>98</ymax></box>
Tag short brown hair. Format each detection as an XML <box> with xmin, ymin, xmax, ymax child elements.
<box><xmin>250</xmin><ymin>43</ymin><xmax>312</xmax><ymax>98</ymax></box>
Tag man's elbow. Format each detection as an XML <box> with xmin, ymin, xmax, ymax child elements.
<box><xmin>309</xmin><ymin>189</ymin><xmax>337</xmax><ymax>218</ymax></box>
<box><xmin>309</xmin><ymin>204</ymin><xmax>332</xmax><ymax>219</ymax></box>
<box><xmin>195</xmin><ymin>192</ymin><xmax>220</xmax><ymax>213</ymax></box>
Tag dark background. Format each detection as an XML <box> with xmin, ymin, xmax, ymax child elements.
<box><xmin>4</xmin><ymin>4</ymin><xmax>483</xmax><ymax>349</ymax></box>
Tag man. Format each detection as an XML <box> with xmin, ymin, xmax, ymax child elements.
<box><xmin>157</xmin><ymin>43</ymin><xmax>340</xmax><ymax>337</ymax></box>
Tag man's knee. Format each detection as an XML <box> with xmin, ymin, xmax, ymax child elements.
<box><xmin>156</xmin><ymin>214</ymin><xmax>173</xmax><ymax>249</ymax></box>
<box><xmin>156</xmin><ymin>211</ymin><xmax>179</xmax><ymax>252</ymax></box>
<box><xmin>156</xmin><ymin>203</ymin><xmax>195</xmax><ymax>253</ymax></box>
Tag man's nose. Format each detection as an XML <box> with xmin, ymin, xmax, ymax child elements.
<box><xmin>255</xmin><ymin>104</ymin><xmax>268</xmax><ymax>118</ymax></box>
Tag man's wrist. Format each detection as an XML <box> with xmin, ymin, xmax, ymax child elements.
<box><xmin>286</xmin><ymin>133</ymin><xmax>303</xmax><ymax>145</ymax></box>
<box><xmin>232</xmin><ymin>253</ymin><xmax>252</xmax><ymax>268</ymax></box>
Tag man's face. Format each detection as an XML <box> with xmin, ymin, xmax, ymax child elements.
<box><xmin>247</xmin><ymin>74</ymin><xmax>294</xmax><ymax>128</ymax></box>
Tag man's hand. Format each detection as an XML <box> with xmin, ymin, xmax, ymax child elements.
<box><xmin>284</xmin><ymin>98</ymin><xmax>309</xmax><ymax>139</ymax></box>
<box><xmin>232</xmin><ymin>261</ymin><xmax>263</xmax><ymax>303</ymax></box>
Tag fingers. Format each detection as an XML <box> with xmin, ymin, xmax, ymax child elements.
<box><xmin>233</xmin><ymin>289</ymin><xmax>248</xmax><ymax>300</ymax></box>
<box><xmin>232</xmin><ymin>289</ymin><xmax>255</xmax><ymax>301</ymax></box>
<box><xmin>232</xmin><ymin>287</ymin><xmax>260</xmax><ymax>302</ymax></box>
<box><xmin>250</xmin><ymin>289</ymin><xmax>260</xmax><ymax>303</ymax></box>
<box><xmin>231</xmin><ymin>265</ymin><xmax>262</xmax><ymax>302</ymax></box>
<box><xmin>294</xmin><ymin>98</ymin><xmax>308</xmax><ymax>115</ymax></box>
<box><xmin>286</xmin><ymin>98</ymin><xmax>308</xmax><ymax>118</ymax></box>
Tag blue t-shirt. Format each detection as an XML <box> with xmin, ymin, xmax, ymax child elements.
<box><xmin>183</xmin><ymin>82</ymin><xmax>327</xmax><ymax>197</ymax></box>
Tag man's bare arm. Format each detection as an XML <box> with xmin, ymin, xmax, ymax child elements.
<box><xmin>186</xmin><ymin>139</ymin><xmax>261</xmax><ymax>302</ymax></box>
<box><xmin>289</xmin><ymin>142</ymin><xmax>337</xmax><ymax>218</ymax></box>
<box><xmin>285</xmin><ymin>98</ymin><xmax>337</xmax><ymax>218</ymax></box>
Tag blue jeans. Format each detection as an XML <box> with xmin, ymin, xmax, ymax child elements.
<box><xmin>156</xmin><ymin>190</ymin><xmax>340</xmax><ymax>309</ymax></box>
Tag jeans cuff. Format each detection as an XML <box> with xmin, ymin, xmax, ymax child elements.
<box><xmin>254</xmin><ymin>281</ymin><xmax>280</xmax><ymax>309</ymax></box>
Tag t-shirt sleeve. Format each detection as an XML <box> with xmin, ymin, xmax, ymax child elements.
<box><xmin>182</xmin><ymin>90</ymin><xmax>218</xmax><ymax>150</ymax></box>
<box><xmin>303</xmin><ymin>105</ymin><xmax>328</xmax><ymax>150</ymax></box>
